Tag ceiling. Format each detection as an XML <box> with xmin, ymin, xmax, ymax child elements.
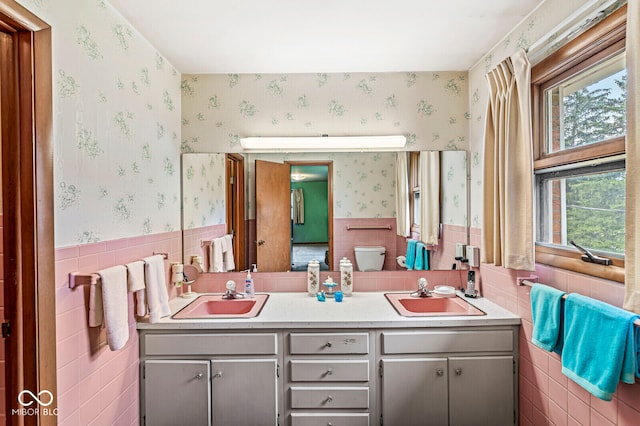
<box><xmin>291</xmin><ymin>165</ymin><xmax>328</xmax><ymax>182</ymax></box>
<box><xmin>108</xmin><ymin>0</ymin><xmax>543</xmax><ymax>74</ymax></box>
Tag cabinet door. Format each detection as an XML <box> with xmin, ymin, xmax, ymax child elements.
<box><xmin>211</xmin><ymin>359</ymin><xmax>278</xmax><ymax>426</ymax></box>
<box><xmin>380</xmin><ymin>358</ymin><xmax>448</xmax><ymax>426</ymax></box>
<box><xmin>143</xmin><ymin>360</ymin><xmax>211</xmax><ymax>426</ymax></box>
<box><xmin>448</xmin><ymin>356</ymin><xmax>514</xmax><ymax>426</ymax></box>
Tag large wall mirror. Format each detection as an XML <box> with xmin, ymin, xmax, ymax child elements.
<box><xmin>181</xmin><ymin>150</ymin><xmax>469</xmax><ymax>273</ymax></box>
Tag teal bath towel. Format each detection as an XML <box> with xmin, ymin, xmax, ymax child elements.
<box><xmin>561</xmin><ymin>293</ymin><xmax>640</xmax><ymax>401</ymax></box>
<box><xmin>530</xmin><ymin>283</ymin><xmax>566</xmax><ymax>353</ymax></box>
<box><xmin>414</xmin><ymin>242</ymin><xmax>425</xmax><ymax>270</ymax></box>
<box><xmin>424</xmin><ymin>249</ymin><xmax>430</xmax><ymax>271</ymax></box>
<box><xmin>405</xmin><ymin>239</ymin><xmax>417</xmax><ymax>270</ymax></box>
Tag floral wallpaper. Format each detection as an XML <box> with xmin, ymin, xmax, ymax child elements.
<box><xmin>182</xmin><ymin>153</ymin><xmax>226</xmax><ymax>229</ymax></box>
<box><xmin>467</xmin><ymin>0</ymin><xmax>626</xmax><ymax>229</ymax></box>
<box><xmin>180</xmin><ymin>71</ymin><xmax>469</xmax><ymax>152</ymax></box>
<box><xmin>247</xmin><ymin>152</ymin><xmax>397</xmax><ymax>219</ymax></box>
<box><xmin>180</xmin><ymin>150</ymin><xmax>467</xmax><ymax>224</ymax></box>
<box><xmin>18</xmin><ymin>0</ymin><xmax>182</xmax><ymax>247</ymax></box>
<box><xmin>180</xmin><ymin>71</ymin><xmax>470</xmax><ymax>226</ymax></box>
<box><xmin>441</xmin><ymin>151</ymin><xmax>468</xmax><ymax>226</ymax></box>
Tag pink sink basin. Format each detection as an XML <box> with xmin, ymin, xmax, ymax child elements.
<box><xmin>173</xmin><ymin>294</ymin><xmax>269</xmax><ymax>319</ymax></box>
<box><xmin>385</xmin><ymin>293</ymin><xmax>485</xmax><ymax>317</ymax></box>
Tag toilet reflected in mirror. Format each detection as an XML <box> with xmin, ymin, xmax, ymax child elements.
<box><xmin>354</xmin><ymin>246</ymin><xmax>386</xmax><ymax>272</ymax></box>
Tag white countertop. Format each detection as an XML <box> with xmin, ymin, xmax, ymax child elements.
<box><xmin>137</xmin><ymin>291</ymin><xmax>521</xmax><ymax>330</ymax></box>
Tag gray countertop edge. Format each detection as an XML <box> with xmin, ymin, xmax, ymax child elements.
<box><xmin>136</xmin><ymin>291</ymin><xmax>521</xmax><ymax>331</ymax></box>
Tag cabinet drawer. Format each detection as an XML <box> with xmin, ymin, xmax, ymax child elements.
<box><xmin>381</xmin><ymin>330</ymin><xmax>513</xmax><ymax>354</ymax></box>
<box><xmin>144</xmin><ymin>333</ymin><xmax>277</xmax><ymax>356</ymax></box>
<box><xmin>290</xmin><ymin>386</ymin><xmax>369</xmax><ymax>409</ymax></box>
<box><xmin>289</xmin><ymin>333</ymin><xmax>369</xmax><ymax>355</ymax></box>
<box><xmin>290</xmin><ymin>360</ymin><xmax>369</xmax><ymax>382</ymax></box>
<box><xmin>290</xmin><ymin>413</ymin><xmax>370</xmax><ymax>426</ymax></box>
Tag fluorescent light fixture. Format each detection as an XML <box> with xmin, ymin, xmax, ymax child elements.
<box><xmin>239</xmin><ymin>135</ymin><xmax>406</xmax><ymax>152</ymax></box>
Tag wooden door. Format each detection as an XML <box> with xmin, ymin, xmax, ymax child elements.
<box><xmin>380</xmin><ymin>358</ymin><xmax>448</xmax><ymax>426</ymax></box>
<box><xmin>211</xmin><ymin>359</ymin><xmax>278</xmax><ymax>426</ymax></box>
<box><xmin>226</xmin><ymin>154</ymin><xmax>245</xmax><ymax>271</ymax></box>
<box><xmin>448</xmin><ymin>356</ymin><xmax>514</xmax><ymax>425</ymax></box>
<box><xmin>0</xmin><ymin>6</ymin><xmax>56</xmax><ymax>425</ymax></box>
<box><xmin>144</xmin><ymin>360</ymin><xmax>211</xmax><ymax>426</ymax></box>
<box><xmin>255</xmin><ymin>160</ymin><xmax>291</xmax><ymax>271</ymax></box>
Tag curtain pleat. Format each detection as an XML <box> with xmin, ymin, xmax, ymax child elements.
<box><xmin>395</xmin><ymin>152</ymin><xmax>410</xmax><ymax>237</ymax></box>
<box><xmin>624</xmin><ymin>0</ymin><xmax>640</xmax><ymax>314</ymax></box>
<box><xmin>419</xmin><ymin>151</ymin><xmax>440</xmax><ymax>245</ymax></box>
<box><xmin>481</xmin><ymin>48</ymin><xmax>535</xmax><ymax>271</ymax></box>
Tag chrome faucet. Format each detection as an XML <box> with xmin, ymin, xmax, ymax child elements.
<box><xmin>222</xmin><ymin>280</ymin><xmax>244</xmax><ymax>299</ymax></box>
<box><xmin>411</xmin><ymin>277</ymin><xmax>432</xmax><ymax>297</ymax></box>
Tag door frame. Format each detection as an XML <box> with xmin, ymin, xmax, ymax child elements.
<box><xmin>286</xmin><ymin>161</ymin><xmax>333</xmax><ymax>270</ymax></box>
<box><xmin>0</xmin><ymin>2</ymin><xmax>56</xmax><ymax>424</ymax></box>
<box><xmin>226</xmin><ymin>153</ymin><xmax>245</xmax><ymax>271</ymax></box>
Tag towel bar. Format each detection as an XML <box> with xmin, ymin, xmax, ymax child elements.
<box><xmin>68</xmin><ymin>251</ymin><xmax>168</xmax><ymax>289</ymax></box>
<box><xmin>69</xmin><ymin>272</ymin><xmax>100</xmax><ymax>289</ymax></box>
<box><xmin>346</xmin><ymin>224</ymin><xmax>392</xmax><ymax>231</ymax></box>
<box><xmin>201</xmin><ymin>234</ymin><xmax>234</xmax><ymax>247</ymax></box>
<box><xmin>520</xmin><ymin>279</ymin><xmax>640</xmax><ymax>327</ymax></box>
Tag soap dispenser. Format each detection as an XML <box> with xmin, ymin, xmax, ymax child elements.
<box><xmin>244</xmin><ymin>270</ymin><xmax>255</xmax><ymax>298</ymax></box>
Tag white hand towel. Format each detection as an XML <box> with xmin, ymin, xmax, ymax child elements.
<box><xmin>96</xmin><ymin>265</ymin><xmax>129</xmax><ymax>351</ymax></box>
<box><xmin>222</xmin><ymin>234</ymin><xmax>235</xmax><ymax>272</ymax></box>
<box><xmin>210</xmin><ymin>237</ymin><xmax>225</xmax><ymax>272</ymax></box>
<box><xmin>143</xmin><ymin>255</ymin><xmax>171</xmax><ymax>323</ymax></box>
<box><xmin>126</xmin><ymin>260</ymin><xmax>147</xmax><ymax>317</ymax></box>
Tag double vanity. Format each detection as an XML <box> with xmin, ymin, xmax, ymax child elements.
<box><xmin>138</xmin><ymin>291</ymin><xmax>520</xmax><ymax>426</ymax></box>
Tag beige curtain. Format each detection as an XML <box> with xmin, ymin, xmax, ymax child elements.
<box><xmin>481</xmin><ymin>48</ymin><xmax>535</xmax><ymax>271</ymax></box>
<box><xmin>395</xmin><ymin>152</ymin><xmax>410</xmax><ymax>237</ymax></box>
<box><xmin>624</xmin><ymin>0</ymin><xmax>640</xmax><ymax>314</ymax></box>
<box><xmin>419</xmin><ymin>151</ymin><xmax>440</xmax><ymax>245</ymax></box>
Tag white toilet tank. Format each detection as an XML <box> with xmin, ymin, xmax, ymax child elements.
<box><xmin>354</xmin><ymin>246</ymin><xmax>386</xmax><ymax>271</ymax></box>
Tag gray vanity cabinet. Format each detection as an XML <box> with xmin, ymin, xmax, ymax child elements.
<box><xmin>143</xmin><ymin>359</ymin><xmax>211</xmax><ymax>426</ymax></box>
<box><xmin>380</xmin><ymin>358</ymin><xmax>448</xmax><ymax>425</ymax></box>
<box><xmin>211</xmin><ymin>358</ymin><xmax>278</xmax><ymax>425</ymax></box>
<box><xmin>379</xmin><ymin>329</ymin><xmax>517</xmax><ymax>426</ymax></box>
<box><xmin>140</xmin><ymin>332</ymin><xmax>280</xmax><ymax>426</ymax></box>
<box><xmin>286</xmin><ymin>332</ymin><xmax>373</xmax><ymax>426</ymax></box>
<box><xmin>447</xmin><ymin>356</ymin><xmax>514</xmax><ymax>425</ymax></box>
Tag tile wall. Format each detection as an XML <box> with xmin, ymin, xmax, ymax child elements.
<box><xmin>470</xmin><ymin>228</ymin><xmax>640</xmax><ymax>426</ymax></box>
<box><xmin>54</xmin><ymin>230</ymin><xmax>181</xmax><ymax>426</ymax></box>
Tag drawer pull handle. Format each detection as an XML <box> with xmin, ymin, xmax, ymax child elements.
<box><xmin>213</xmin><ymin>371</ymin><xmax>223</xmax><ymax>379</ymax></box>
<box><xmin>324</xmin><ymin>368</ymin><xmax>333</xmax><ymax>377</ymax></box>
<box><xmin>455</xmin><ymin>368</ymin><xmax>463</xmax><ymax>376</ymax></box>
<box><xmin>436</xmin><ymin>368</ymin><xmax>444</xmax><ymax>376</ymax></box>
<box><xmin>324</xmin><ymin>341</ymin><xmax>333</xmax><ymax>348</ymax></box>
<box><xmin>195</xmin><ymin>372</ymin><xmax>204</xmax><ymax>380</ymax></box>
<box><xmin>323</xmin><ymin>395</ymin><xmax>333</xmax><ymax>404</ymax></box>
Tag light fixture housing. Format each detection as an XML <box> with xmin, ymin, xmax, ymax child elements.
<box><xmin>239</xmin><ymin>135</ymin><xmax>406</xmax><ymax>152</ymax></box>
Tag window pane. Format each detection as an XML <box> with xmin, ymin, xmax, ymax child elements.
<box><xmin>545</xmin><ymin>53</ymin><xmax>626</xmax><ymax>153</ymax></box>
<box><xmin>538</xmin><ymin>169</ymin><xmax>625</xmax><ymax>255</ymax></box>
<box><xmin>413</xmin><ymin>191</ymin><xmax>420</xmax><ymax>225</ymax></box>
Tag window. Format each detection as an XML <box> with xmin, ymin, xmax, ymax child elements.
<box><xmin>531</xmin><ymin>5</ymin><xmax>626</xmax><ymax>282</ymax></box>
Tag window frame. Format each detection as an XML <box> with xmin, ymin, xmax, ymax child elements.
<box><xmin>409</xmin><ymin>151</ymin><xmax>420</xmax><ymax>234</ymax></box>
<box><xmin>531</xmin><ymin>4</ymin><xmax>627</xmax><ymax>282</ymax></box>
